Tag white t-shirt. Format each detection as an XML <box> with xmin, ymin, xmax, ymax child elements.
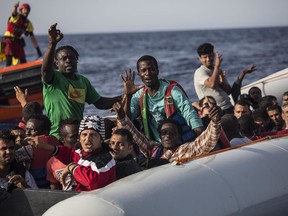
<box><xmin>194</xmin><ymin>65</ymin><xmax>232</xmax><ymax>110</ymax></box>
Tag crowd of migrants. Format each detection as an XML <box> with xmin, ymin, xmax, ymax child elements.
<box><xmin>1</xmin><ymin>16</ymin><xmax>288</xmax><ymax>204</ymax></box>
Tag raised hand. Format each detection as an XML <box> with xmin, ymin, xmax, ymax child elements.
<box><xmin>48</xmin><ymin>23</ymin><xmax>63</xmax><ymax>44</ymax></box>
<box><xmin>25</xmin><ymin>136</ymin><xmax>55</xmax><ymax>153</ymax></box>
<box><xmin>113</xmin><ymin>102</ymin><xmax>126</xmax><ymax>120</ymax></box>
<box><xmin>215</xmin><ymin>51</ymin><xmax>223</xmax><ymax>69</ymax></box>
<box><xmin>120</xmin><ymin>69</ymin><xmax>144</xmax><ymax>95</ymax></box>
<box><xmin>207</xmin><ymin>97</ymin><xmax>221</xmax><ymax>123</ymax></box>
<box><xmin>243</xmin><ymin>65</ymin><xmax>257</xmax><ymax>74</ymax></box>
<box><xmin>14</xmin><ymin>86</ymin><xmax>27</xmax><ymax>107</ymax></box>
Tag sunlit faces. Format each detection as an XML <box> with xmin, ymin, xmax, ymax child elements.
<box><xmin>198</xmin><ymin>52</ymin><xmax>214</xmax><ymax>69</ymax></box>
<box><xmin>109</xmin><ymin>134</ymin><xmax>133</xmax><ymax>160</ymax></box>
<box><xmin>137</xmin><ymin>60</ymin><xmax>159</xmax><ymax>87</ymax></box>
<box><xmin>159</xmin><ymin>123</ymin><xmax>182</xmax><ymax>149</ymax></box>
<box><xmin>55</xmin><ymin>49</ymin><xmax>78</xmax><ymax>77</ymax></box>
<box><xmin>0</xmin><ymin>139</ymin><xmax>15</xmax><ymax>165</ymax></box>
<box><xmin>79</xmin><ymin>129</ymin><xmax>102</xmax><ymax>153</ymax></box>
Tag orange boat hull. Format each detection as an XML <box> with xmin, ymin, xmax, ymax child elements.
<box><xmin>0</xmin><ymin>60</ymin><xmax>43</xmax><ymax>121</ymax></box>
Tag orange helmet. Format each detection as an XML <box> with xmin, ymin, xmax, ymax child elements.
<box><xmin>19</xmin><ymin>3</ymin><xmax>31</xmax><ymax>12</ymax></box>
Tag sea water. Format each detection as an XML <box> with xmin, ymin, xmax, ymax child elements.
<box><xmin>1</xmin><ymin>26</ymin><xmax>288</xmax><ymax>118</ymax></box>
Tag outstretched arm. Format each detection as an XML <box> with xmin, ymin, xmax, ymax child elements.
<box><xmin>41</xmin><ymin>23</ymin><xmax>63</xmax><ymax>84</ymax></box>
<box><xmin>113</xmin><ymin>102</ymin><xmax>156</xmax><ymax>157</ymax></box>
<box><xmin>231</xmin><ymin>65</ymin><xmax>257</xmax><ymax>103</ymax></box>
<box><xmin>174</xmin><ymin>101</ymin><xmax>221</xmax><ymax>160</ymax></box>
<box><xmin>30</xmin><ymin>34</ymin><xmax>42</xmax><ymax>59</ymax></box>
<box><xmin>25</xmin><ymin>136</ymin><xmax>55</xmax><ymax>153</ymax></box>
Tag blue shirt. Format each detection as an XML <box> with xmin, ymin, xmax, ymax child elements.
<box><xmin>130</xmin><ymin>79</ymin><xmax>203</xmax><ymax>141</ymax></box>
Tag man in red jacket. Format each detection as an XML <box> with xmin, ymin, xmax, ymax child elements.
<box><xmin>27</xmin><ymin>115</ymin><xmax>116</xmax><ymax>191</ymax></box>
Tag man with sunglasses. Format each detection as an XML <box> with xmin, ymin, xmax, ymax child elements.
<box><xmin>113</xmin><ymin>101</ymin><xmax>221</xmax><ymax>163</ymax></box>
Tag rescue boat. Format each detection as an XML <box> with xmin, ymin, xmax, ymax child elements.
<box><xmin>0</xmin><ymin>60</ymin><xmax>43</xmax><ymax>121</ymax></box>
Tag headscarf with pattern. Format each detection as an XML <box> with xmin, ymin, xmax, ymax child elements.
<box><xmin>79</xmin><ymin>115</ymin><xmax>105</xmax><ymax>140</ymax></box>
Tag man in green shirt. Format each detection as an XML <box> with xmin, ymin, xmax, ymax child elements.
<box><xmin>41</xmin><ymin>23</ymin><xmax>121</xmax><ymax>138</ymax></box>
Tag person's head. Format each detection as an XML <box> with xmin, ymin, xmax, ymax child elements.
<box><xmin>266</xmin><ymin>104</ymin><xmax>283</xmax><ymax>126</ymax></box>
<box><xmin>248</xmin><ymin>86</ymin><xmax>262</xmax><ymax>103</ymax></box>
<box><xmin>26</xmin><ymin>114</ymin><xmax>51</xmax><ymax>137</ymax></box>
<box><xmin>22</xmin><ymin>102</ymin><xmax>42</xmax><ymax>123</ymax></box>
<box><xmin>238</xmin><ymin>94</ymin><xmax>254</xmax><ymax>107</ymax></box>
<box><xmin>252</xmin><ymin>108</ymin><xmax>270</xmax><ymax>132</ymax></box>
<box><xmin>199</xmin><ymin>96</ymin><xmax>216</xmax><ymax>117</ymax></box>
<box><xmin>54</xmin><ymin>46</ymin><xmax>79</xmax><ymax>77</ymax></box>
<box><xmin>58</xmin><ymin>119</ymin><xmax>80</xmax><ymax>148</ymax></box>
<box><xmin>282</xmin><ymin>91</ymin><xmax>288</xmax><ymax>104</ymax></box>
<box><xmin>238</xmin><ymin>114</ymin><xmax>256</xmax><ymax>138</ymax></box>
<box><xmin>234</xmin><ymin>100</ymin><xmax>251</xmax><ymax>119</ymax></box>
<box><xmin>158</xmin><ymin>119</ymin><xmax>182</xmax><ymax>149</ymax></box>
<box><xmin>259</xmin><ymin>95</ymin><xmax>278</xmax><ymax>109</ymax></box>
<box><xmin>19</xmin><ymin>3</ymin><xmax>30</xmax><ymax>17</ymax></box>
<box><xmin>282</xmin><ymin>102</ymin><xmax>288</xmax><ymax>126</ymax></box>
<box><xmin>136</xmin><ymin>55</ymin><xmax>159</xmax><ymax>87</ymax></box>
<box><xmin>197</xmin><ymin>43</ymin><xmax>214</xmax><ymax>69</ymax></box>
<box><xmin>10</xmin><ymin>127</ymin><xmax>26</xmax><ymax>148</ymax></box>
<box><xmin>0</xmin><ymin>130</ymin><xmax>15</xmax><ymax>167</ymax></box>
<box><xmin>78</xmin><ymin>116</ymin><xmax>105</xmax><ymax>153</ymax></box>
<box><xmin>109</xmin><ymin>129</ymin><xmax>134</xmax><ymax>160</ymax></box>
<box><xmin>221</xmin><ymin>114</ymin><xmax>240</xmax><ymax>140</ymax></box>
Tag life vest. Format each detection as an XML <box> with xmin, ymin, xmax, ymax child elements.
<box><xmin>5</xmin><ymin>15</ymin><xmax>29</xmax><ymax>38</ymax></box>
<box><xmin>139</xmin><ymin>79</ymin><xmax>195</xmax><ymax>143</ymax></box>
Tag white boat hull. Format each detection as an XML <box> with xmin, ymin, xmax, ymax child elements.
<box><xmin>43</xmin><ymin>136</ymin><xmax>288</xmax><ymax>216</ymax></box>
<box><xmin>241</xmin><ymin>67</ymin><xmax>288</xmax><ymax>102</ymax></box>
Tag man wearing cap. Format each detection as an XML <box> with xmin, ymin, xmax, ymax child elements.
<box><xmin>3</xmin><ymin>2</ymin><xmax>42</xmax><ymax>66</ymax></box>
<box><xmin>27</xmin><ymin>115</ymin><xmax>116</xmax><ymax>191</ymax></box>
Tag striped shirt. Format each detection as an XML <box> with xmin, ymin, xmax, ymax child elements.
<box><xmin>118</xmin><ymin>116</ymin><xmax>221</xmax><ymax>162</ymax></box>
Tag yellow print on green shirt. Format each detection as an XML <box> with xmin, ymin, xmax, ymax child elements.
<box><xmin>68</xmin><ymin>84</ymin><xmax>85</xmax><ymax>104</ymax></box>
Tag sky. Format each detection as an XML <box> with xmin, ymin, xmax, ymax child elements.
<box><xmin>0</xmin><ymin>0</ymin><xmax>288</xmax><ymax>35</ymax></box>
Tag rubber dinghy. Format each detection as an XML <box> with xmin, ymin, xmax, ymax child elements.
<box><xmin>43</xmin><ymin>135</ymin><xmax>288</xmax><ymax>216</ymax></box>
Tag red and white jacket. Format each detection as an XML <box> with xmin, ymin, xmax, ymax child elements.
<box><xmin>53</xmin><ymin>146</ymin><xmax>116</xmax><ymax>191</ymax></box>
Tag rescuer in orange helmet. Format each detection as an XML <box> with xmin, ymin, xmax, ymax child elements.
<box><xmin>3</xmin><ymin>2</ymin><xmax>42</xmax><ymax>66</ymax></box>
